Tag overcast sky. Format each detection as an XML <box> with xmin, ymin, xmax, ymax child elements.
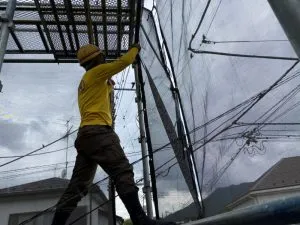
<box><xmin>1</xmin><ymin>0</ymin><xmax>300</xmax><ymax>221</ymax></box>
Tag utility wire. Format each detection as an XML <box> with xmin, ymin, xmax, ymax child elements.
<box><xmin>187</xmin><ymin>49</ymin><xmax>299</xmax><ymax>61</ymax></box>
<box><xmin>20</xmin><ymin>138</ymin><xmax>175</xmax><ymax>225</ymax></box>
<box><xmin>115</xmin><ymin>68</ymin><xmax>131</xmax><ymax>117</ymax></box>
<box><xmin>189</xmin><ymin>70</ymin><xmax>300</xmax><ymax>135</ymax></box>
<box><xmin>188</xmin><ymin>0</ymin><xmax>211</xmax><ymax>49</ymax></box>
<box><xmin>0</xmin><ymin>165</ymin><xmax>75</xmax><ymax>181</ymax></box>
<box><xmin>205</xmin><ymin>0</ymin><xmax>223</xmax><ymax>35</ymax></box>
<box><xmin>237</xmin><ymin>122</ymin><xmax>300</xmax><ymax>126</ymax></box>
<box><xmin>19</xmin><ymin>156</ymin><xmax>146</xmax><ymax>225</ymax></box>
<box><xmin>67</xmin><ymin>177</ymin><xmax>144</xmax><ymax>225</ymax></box>
<box><xmin>0</xmin><ymin>129</ymin><xmax>78</xmax><ymax>168</ymax></box>
<box><xmin>152</xmin><ymin>61</ymin><xmax>300</xmax><ymax>182</ymax></box>
<box><xmin>202</xmin><ymin>39</ymin><xmax>289</xmax><ymax>44</ymax></box>
<box><xmin>206</xmin><ymin>69</ymin><xmax>300</xmax><ymax>187</ymax></box>
<box><xmin>139</xmin><ymin>61</ymin><xmax>300</xmax><ymax>178</ymax></box>
<box><xmin>0</xmin><ymin>145</ymin><xmax>75</xmax><ymax>159</ymax></box>
<box><xmin>0</xmin><ymin>161</ymin><xmax>75</xmax><ymax>174</ymax></box>
<box><xmin>19</xmin><ymin>61</ymin><xmax>299</xmax><ymax>224</ymax></box>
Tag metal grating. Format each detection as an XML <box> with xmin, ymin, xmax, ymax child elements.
<box><xmin>0</xmin><ymin>0</ymin><xmax>137</xmax><ymax>63</ymax></box>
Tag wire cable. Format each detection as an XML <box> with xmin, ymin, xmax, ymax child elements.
<box><xmin>0</xmin><ymin>161</ymin><xmax>75</xmax><ymax>175</ymax></box>
<box><xmin>187</xmin><ymin>49</ymin><xmax>299</xmax><ymax>61</ymax></box>
<box><xmin>205</xmin><ymin>0</ymin><xmax>223</xmax><ymax>35</ymax></box>
<box><xmin>151</xmin><ymin>61</ymin><xmax>300</xmax><ymax>183</ymax></box>
<box><xmin>18</xmin><ymin>61</ymin><xmax>299</xmax><ymax>224</ymax></box>
<box><xmin>203</xmin><ymin>39</ymin><xmax>289</xmax><ymax>44</ymax></box>
<box><xmin>0</xmin><ymin>145</ymin><xmax>75</xmax><ymax>159</ymax></box>
<box><xmin>188</xmin><ymin>0</ymin><xmax>211</xmax><ymax>49</ymax></box>
<box><xmin>0</xmin><ymin>129</ymin><xmax>78</xmax><ymax>168</ymax></box>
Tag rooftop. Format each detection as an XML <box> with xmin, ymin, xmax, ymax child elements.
<box><xmin>251</xmin><ymin>156</ymin><xmax>300</xmax><ymax>192</ymax></box>
<box><xmin>0</xmin><ymin>177</ymin><xmax>106</xmax><ymax>199</ymax></box>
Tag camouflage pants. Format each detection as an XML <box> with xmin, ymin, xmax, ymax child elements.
<box><xmin>56</xmin><ymin>125</ymin><xmax>136</xmax><ymax>213</ymax></box>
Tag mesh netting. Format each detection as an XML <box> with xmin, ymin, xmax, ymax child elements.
<box><xmin>140</xmin><ymin>9</ymin><xmax>201</xmax><ymax>220</ymax></box>
<box><xmin>144</xmin><ymin>0</ymin><xmax>300</xmax><ymax>220</ymax></box>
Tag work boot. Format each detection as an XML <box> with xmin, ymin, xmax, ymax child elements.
<box><xmin>120</xmin><ymin>191</ymin><xmax>176</xmax><ymax>225</ymax></box>
<box><xmin>51</xmin><ymin>210</ymin><xmax>71</xmax><ymax>225</ymax></box>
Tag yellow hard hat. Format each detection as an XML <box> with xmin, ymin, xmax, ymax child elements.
<box><xmin>77</xmin><ymin>44</ymin><xmax>103</xmax><ymax>65</ymax></box>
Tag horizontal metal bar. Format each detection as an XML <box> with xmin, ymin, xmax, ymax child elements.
<box><xmin>3</xmin><ymin>58</ymin><xmax>115</xmax><ymax>63</ymax></box>
<box><xmin>4</xmin><ymin>59</ymin><xmax>78</xmax><ymax>63</ymax></box>
<box><xmin>5</xmin><ymin>50</ymin><xmax>127</xmax><ymax>54</ymax></box>
<box><xmin>114</xmin><ymin>88</ymin><xmax>136</xmax><ymax>91</ymax></box>
<box><xmin>0</xmin><ymin>6</ymin><xmax>131</xmax><ymax>13</ymax></box>
<box><xmin>13</xmin><ymin>27</ymin><xmax>130</xmax><ymax>34</ymax></box>
<box><xmin>186</xmin><ymin>196</ymin><xmax>300</xmax><ymax>225</ymax></box>
<box><xmin>12</xmin><ymin>20</ymin><xmax>130</xmax><ymax>26</ymax></box>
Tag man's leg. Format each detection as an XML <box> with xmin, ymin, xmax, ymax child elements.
<box><xmin>51</xmin><ymin>153</ymin><xmax>97</xmax><ymax>225</ymax></box>
<box><xmin>80</xmin><ymin>128</ymin><xmax>175</xmax><ymax>225</ymax></box>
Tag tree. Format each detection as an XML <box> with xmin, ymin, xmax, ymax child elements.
<box><xmin>123</xmin><ymin>219</ymin><xmax>133</xmax><ymax>225</ymax></box>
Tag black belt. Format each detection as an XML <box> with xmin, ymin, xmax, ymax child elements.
<box><xmin>79</xmin><ymin>125</ymin><xmax>111</xmax><ymax>130</ymax></box>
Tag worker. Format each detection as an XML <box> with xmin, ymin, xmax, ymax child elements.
<box><xmin>51</xmin><ymin>43</ymin><xmax>175</xmax><ymax>225</ymax></box>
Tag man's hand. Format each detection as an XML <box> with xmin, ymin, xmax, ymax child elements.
<box><xmin>129</xmin><ymin>43</ymin><xmax>141</xmax><ymax>52</ymax></box>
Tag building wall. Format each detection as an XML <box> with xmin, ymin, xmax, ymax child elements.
<box><xmin>0</xmin><ymin>191</ymin><xmax>100</xmax><ymax>225</ymax></box>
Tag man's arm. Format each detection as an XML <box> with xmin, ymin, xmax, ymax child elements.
<box><xmin>94</xmin><ymin>45</ymin><xmax>140</xmax><ymax>79</ymax></box>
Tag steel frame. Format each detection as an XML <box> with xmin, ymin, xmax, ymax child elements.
<box><xmin>0</xmin><ymin>0</ymin><xmax>135</xmax><ymax>63</ymax></box>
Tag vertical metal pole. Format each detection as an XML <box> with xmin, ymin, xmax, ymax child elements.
<box><xmin>0</xmin><ymin>0</ymin><xmax>16</xmax><ymax>73</ymax></box>
<box><xmin>134</xmin><ymin>63</ymin><xmax>153</xmax><ymax>217</ymax></box>
<box><xmin>138</xmin><ymin>61</ymin><xmax>160</xmax><ymax>219</ymax></box>
<box><xmin>134</xmin><ymin>0</ymin><xmax>154</xmax><ymax>218</ymax></box>
<box><xmin>108</xmin><ymin>179</ymin><xmax>116</xmax><ymax>225</ymax></box>
<box><xmin>268</xmin><ymin>0</ymin><xmax>300</xmax><ymax>58</ymax></box>
<box><xmin>65</xmin><ymin>120</ymin><xmax>70</xmax><ymax>178</ymax></box>
<box><xmin>109</xmin><ymin>87</ymin><xmax>116</xmax><ymax>225</ymax></box>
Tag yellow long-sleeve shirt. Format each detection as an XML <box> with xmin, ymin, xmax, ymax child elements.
<box><xmin>78</xmin><ymin>47</ymin><xmax>139</xmax><ymax>127</ymax></box>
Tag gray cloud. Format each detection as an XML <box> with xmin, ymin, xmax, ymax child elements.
<box><xmin>0</xmin><ymin>120</ymin><xmax>28</xmax><ymax>151</ymax></box>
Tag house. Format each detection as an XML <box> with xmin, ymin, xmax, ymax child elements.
<box><xmin>227</xmin><ymin>156</ymin><xmax>300</xmax><ymax>211</ymax></box>
<box><xmin>164</xmin><ymin>156</ymin><xmax>300</xmax><ymax>222</ymax></box>
<box><xmin>163</xmin><ymin>182</ymin><xmax>253</xmax><ymax>222</ymax></box>
<box><xmin>0</xmin><ymin>177</ymin><xmax>123</xmax><ymax>225</ymax></box>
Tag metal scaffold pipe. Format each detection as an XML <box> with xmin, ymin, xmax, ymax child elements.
<box><xmin>184</xmin><ymin>196</ymin><xmax>300</xmax><ymax>225</ymax></box>
<box><xmin>0</xmin><ymin>0</ymin><xmax>16</xmax><ymax>72</ymax></box>
<box><xmin>268</xmin><ymin>0</ymin><xmax>300</xmax><ymax>59</ymax></box>
<box><xmin>134</xmin><ymin>0</ymin><xmax>154</xmax><ymax>218</ymax></box>
<box><xmin>134</xmin><ymin>62</ymin><xmax>153</xmax><ymax>218</ymax></box>
<box><xmin>0</xmin><ymin>0</ymin><xmax>16</xmax><ymax>92</ymax></box>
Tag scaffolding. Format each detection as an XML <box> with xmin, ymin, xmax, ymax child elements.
<box><xmin>0</xmin><ymin>0</ymin><xmax>136</xmax><ymax>64</ymax></box>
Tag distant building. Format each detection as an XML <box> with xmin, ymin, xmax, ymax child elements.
<box><xmin>0</xmin><ymin>177</ymin><xmax>123</xmax><ymax>225</ymax></box>
<box><xmin>164</xmin><ymin>156</ymin><xmax>300</xmax><ymax>222</ymax></box>
<box><xmin>227</xmin><ymin>156</ymin><xmax>300</xmax><ymax>210</ymax></box>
